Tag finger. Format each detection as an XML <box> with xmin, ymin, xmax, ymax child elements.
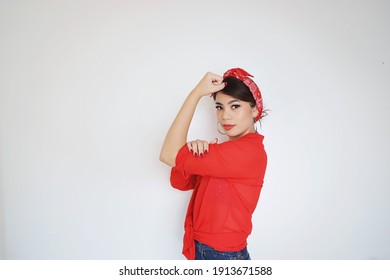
<box><xmin>212</xmin><ymin>78</ymin><xmax>223</xmax><ymax>84</ymax></box>
<box><xmin>196</xmin><ymin>140</ymin><xmax>205</xmax><ymax>157</ymax></box>
<box><xmin>202</xmin><ymin>141</ymin><xmax>209</xmax><ymax>156</ymax></box>
<box><xmin>213</xmin><ymin>81</ymin><xmax>226</xmax><ymax>92</ymax></box>
<box><xmin>187</xmin><ymin>141</ymin><xmax>197</xmax><ymax>156</ymax></box>
<box><xmin>211</xmin><ymin>75</ymin><xmax>224</xmax><ymax>85</ymax></box>
<box><xmin>210</xmin><ymin>138</ymin><xmax>218</xmax><ymax>144</ymax></box>
<box><xmin>206</xmin><ymin>72</ymin><xmax>223</xmax><ymax>81</ymax></box>
<box><xmin>187</xmin><ymin>142</ymin><xmax>193</xmax><ymax>153</ymax></box>
<box><xmin>191</xmin><ymin>141</ymin><xmax>198</xmax><ymax>156</ymax></box>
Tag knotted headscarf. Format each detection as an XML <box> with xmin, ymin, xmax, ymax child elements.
<box><xmin>223</xmin><ymin>68</ymin><xmax>263</xmax><ymax>122</ymax></box>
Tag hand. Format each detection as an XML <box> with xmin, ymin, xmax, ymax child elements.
<box><xmin>187</xmin><ymin>138</ymin><xmax>218</xmax><ymax>157</ymax></box>
<box><xmin>191</xmin><ymin>72</ymin><xmax>226</xmax><ymax>97</ymax></box>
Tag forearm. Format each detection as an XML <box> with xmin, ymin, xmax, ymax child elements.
<box><xmin>160</xmin><ymin>90</ymin><xmax>202</xmax><ymax>167</ymax></box>
<box><xmin>160</xmin><ymin>72</ymin><xmax>225</xmax><ymax>167</ymax></box>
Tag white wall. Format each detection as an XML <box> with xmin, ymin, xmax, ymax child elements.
<box><xmin>0</xmin><ymin>152</ymin><xmax>3</xmax><ymax>259</ymax></box>
<box><xmin>0</xmin><ymin>0</ymin><xmax>389</xmax><ymax>259</ymax></box>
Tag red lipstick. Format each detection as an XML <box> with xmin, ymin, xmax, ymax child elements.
<box><xmin>223</xmin><ymin>124</ymin><xmax>235</xmax><ymax>131</ymax></box>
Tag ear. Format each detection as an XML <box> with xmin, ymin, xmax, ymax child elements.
<box><xmin>252</xmin><ymin>107</ymin><xmax>259</xmax><ymax>119</ymax></box>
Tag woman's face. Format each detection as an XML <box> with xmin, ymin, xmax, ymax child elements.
<box><xmin>215</xmin><ymin>92</ymin><xmax>258</xmax><ymax>141</ymax></box>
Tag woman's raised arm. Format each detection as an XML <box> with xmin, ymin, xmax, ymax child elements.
<box><xmin>159</xmin><ymin>72</ymin><xmax>225</xmax><ymax>167</ymax></box>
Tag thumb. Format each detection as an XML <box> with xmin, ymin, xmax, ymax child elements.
<box><xmin>210</xmin><ymin>138</ymin><xmax>218</xmax><ymax>144</ymax></box>
<box><xmin>213</xmin><ymin>81</ymin><xmax>226</xmax><ymax>92</ymax></box>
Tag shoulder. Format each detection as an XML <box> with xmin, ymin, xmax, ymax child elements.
<box><xmin>242</xmin><ymin>132</ymin><xmax>264</xmax><ymax>142</ymax></box>
<box><xmin>211</xmin><ymin>133</ymin><xmax>266</xmax><ymax>161</ymax></box>
<box><xmin>219</xmin><ymin>133</ymin><xmax>264</xmax><ymax>149</ymax></box>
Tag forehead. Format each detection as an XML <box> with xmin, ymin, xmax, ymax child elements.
<box><xmin>215</xmin><ymin>92</ymin><xmax>240</xmax><ymax>103</ymax></box>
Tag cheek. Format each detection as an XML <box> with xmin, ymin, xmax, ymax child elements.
<box><xmin>238</xmin><ymin>109</ymin><xmax>254</xmax><ymax>124</ymax></box>
<box><xmin>216</xmin><ymin>110</ymin><xmax>223</xmax><ymax>120</ymax></box>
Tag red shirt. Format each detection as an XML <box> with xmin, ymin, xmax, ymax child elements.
<box><xmin>170</xmin><ymin>133</ymin><xmax>267</xmax><ymax>260</ymax></box>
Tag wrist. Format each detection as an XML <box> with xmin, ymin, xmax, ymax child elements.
<box><xmin>189</xmin><ymin>88</ymin><xmax>204</xmax><ymax>100</ymax></box>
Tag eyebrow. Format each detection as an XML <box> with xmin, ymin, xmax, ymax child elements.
<box><xmin>215</xmin><ymin>99</ymin><xmax>241</xmax><ymax>106</ymax></box>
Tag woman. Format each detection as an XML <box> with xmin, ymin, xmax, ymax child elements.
<box><xmin>160</xmin><ymin>68</ymin><xmax>267</xmax><ymax>260</ymax></box>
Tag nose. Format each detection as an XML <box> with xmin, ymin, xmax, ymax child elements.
<box><xmin>222</xmin><ymin>108</ymin><xmax>231</xmax><ymax>120</ymax></box>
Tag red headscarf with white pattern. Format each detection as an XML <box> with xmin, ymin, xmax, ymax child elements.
<box><xmin>223</xmin><ymin>68</ymin><xmax>263</xmax><ymax>122</ymax></box>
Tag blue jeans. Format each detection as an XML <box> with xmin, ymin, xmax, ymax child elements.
<box><xmin>195</xmin><ymin>240</ymin><xmax>251</xmax><ymax>260</ymax></box>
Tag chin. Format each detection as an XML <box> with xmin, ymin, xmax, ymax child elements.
<box><xmin>226</xmin><ymin>131</ymin><xmax>243</xmax><ymax>140</ymax></box>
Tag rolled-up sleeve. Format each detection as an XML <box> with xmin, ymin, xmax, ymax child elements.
<box><xmin>170</xmin><ymin>145</ymin><xmax>198</xmax><ymax>191</ymax></box>
<box><xmin>172</xmin><ymin>135</ymin><xmax>266</xmax><ymax>180</ymax></box>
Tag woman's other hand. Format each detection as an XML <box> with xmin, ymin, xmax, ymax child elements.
<box><xmin>187</xmin><ymin>138</ymin><xmax>218</xmax><ymax>157</ymax></box>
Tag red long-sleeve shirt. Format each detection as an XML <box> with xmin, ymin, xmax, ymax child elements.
<box><xmin>170</xmin><ymin>132</ymin><xmax>267</xmax><ymax>260</ymax></box>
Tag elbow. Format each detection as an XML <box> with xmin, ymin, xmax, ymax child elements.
<box><xmin>159</xmin><ymin>153</ymin><xmax>167</xmax><ymax>164</ymax></box>
<box><xmin>159</xmin><ymin>152</ymin><xmax>175</xmax><ymax>167</ymax></box>
<box><xmin>159</xmin><ymin>152</ymin><xmax>167</xmax><ymax>164</ymax></box>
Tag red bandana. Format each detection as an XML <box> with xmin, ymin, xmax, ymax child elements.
<box><xmin>223</xmin><ymin>68</ymin><xmax>263</xmax><ymax>122</ymax></box>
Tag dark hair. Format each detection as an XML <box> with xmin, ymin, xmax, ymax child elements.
<box><xmin>212</xmin><ymin>76</ymin><xmax>255</xmax><ymax>105</ymax></box>
<box><xmin>212</xmin><ymin>76</ymin><xmax>267</xmax><ymax>120</ymax></box>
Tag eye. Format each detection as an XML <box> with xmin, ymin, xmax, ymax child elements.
<box><xmin>215</xmin><ymin>105</ymin><xmax>223</xmax><ymax>111</ymax></box>
<box><xmin>231</xmin><ymin>104</ymin><xmax>241</xmax><ymax>110</ymax></box>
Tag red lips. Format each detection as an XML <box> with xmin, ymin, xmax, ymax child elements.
<box><xmin>222</xmin><ymin>124</ymin><xmax>235</xmax><ymax>131</ymax></box>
